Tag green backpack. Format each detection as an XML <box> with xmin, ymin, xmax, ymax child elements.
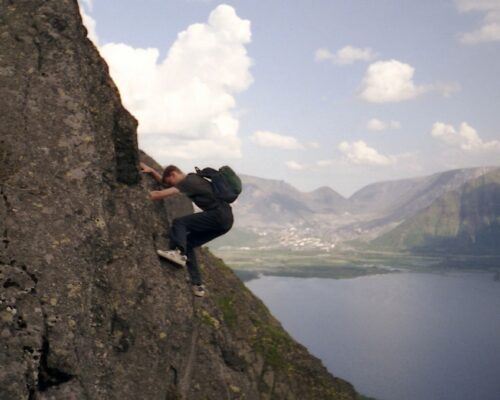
<box><xmin>195</xmin><ymin>165</ymin><xmax>242</xmax><ymax>203</ymax></box>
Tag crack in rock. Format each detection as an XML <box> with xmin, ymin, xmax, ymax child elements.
<box><xmin>36</xmin><ymin>335</ymin><xmax>74</xmax><ymax>392</ymax></box>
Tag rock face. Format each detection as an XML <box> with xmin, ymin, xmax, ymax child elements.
<box><xmin>0</xmin><ymin>1</ymin><xmax>359</xmax><ymax>399</ymax></box>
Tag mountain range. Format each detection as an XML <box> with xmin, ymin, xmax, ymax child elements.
<box><xmin>214</xmin><ymin>166</ymin><xmax>500</xmax><ymax>258</ymax></box>
<box><xmin>234</xmin><ymin>174</ymin><xmax>348</xmax><ymax>227</ymax></box>
<box><xmin>372</xmin><ymin>168</ymin><xmax>500</xmax><ymax>256</ymax></box>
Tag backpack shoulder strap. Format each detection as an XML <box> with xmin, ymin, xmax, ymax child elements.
<box><xmin>194</xmin><ymin>166</ymin><xmax>218</xmax><ymax>178</ymax></box>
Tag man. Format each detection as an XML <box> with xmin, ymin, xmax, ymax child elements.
<box><xmin>140</xmin><ymin>162</ymin><xmax>234</xmax><ymax>297</ymax></box>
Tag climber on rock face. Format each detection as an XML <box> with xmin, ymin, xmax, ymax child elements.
<box><xmin>140</xmin><ymin>162</ymin><xmax>234</xmax><ymax>298</ymax></box>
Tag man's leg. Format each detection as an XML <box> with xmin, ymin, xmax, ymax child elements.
<box><xmin>159</xmin><ymin>212</ymin><xmax>216</xmax><ymax>267</ymax></box>
<box><xmin>184</xmin><ymin>245</ymin><xmax>202</xmax><ymax>285</ymax></box>
<box><xmin>168</xmin><ymin>218</ymin><xmax>188</xmax><ymax>253</ymax></box>
<box><xmin>168</xmin><ymin>209</ymin><xmax>223</xmax><ymax>254</ymax></box>
<box><xmin>184</xmin><ymin>227</ymin><xmax>231</xmax><ymax>285</ymax></box>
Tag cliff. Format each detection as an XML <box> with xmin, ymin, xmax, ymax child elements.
<box><xmin>0</xmin><ymin>1</ymin><xmax>359</xmax><ymax>399</ymax></box>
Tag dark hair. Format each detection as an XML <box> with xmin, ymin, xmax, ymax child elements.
<box><xmin>162</xmin><ymin>165</ymin><xmax>182</xmax><ymax>181</ymax></box>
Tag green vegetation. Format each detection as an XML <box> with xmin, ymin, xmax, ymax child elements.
<box><xmin>212</xmin><ymin>247</ymin><xmax>405</xmax><ymax>281</ymax></box>
<box><xmin>251</xmin><ymin>316</ymin><xmax>294</xmax><ymax>371</ymax></box>
<box><xmin>213</xmin><ymin>244</ymin><xmax>500</xmax><ymax>282</ymax></box>
<box><xmin>215</xmin><ymin>295</ymin><xmax>238</xmax><ymax>329</ymax></box>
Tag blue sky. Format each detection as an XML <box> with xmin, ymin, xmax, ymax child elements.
<box><xmin>80</xmin><ymin>0</ymin><xmax>500</xmax><ymax>196</ymax></box>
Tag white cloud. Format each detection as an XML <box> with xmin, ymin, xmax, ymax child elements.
<box><xmin>367</xmin><ymin>118</ymin><xmax>401</xmax><ymax>132</ymax></box>
<box><xmin>285</xmin><ymin>160</ymin><xmax>307</xmax><ymax>171</ymax></box>
<box><xmin>314</xmin><ymin>48</ymin><xmax>332</xmax><ymax>62</ymax></box>
<box><xmin>81</xmin><ymin>4</ymin><xmax>253</xmax><ymax>160</ymax></box>
<box><xmin>358</xmin><ymin>60</ymin><xmax>428</xmax><ymax>103</ymax></box>
<box><xmin>432</xmin><ymin>82</ymin><xmax>462</xmax><ymax>97</ymax></box>
<box><xmin>456</xmin><ymin>0</ymin><xmax>500</xmax><ymax>44</ymax></box>
<box><xmin>431</xmin><ymin>122</ymin><xmax>500</xmax><ymax>152</ymax></box>
<box><xmin>457</xmin><ymin>0</ymin><xmax>500</xmax><ymax>12</ymax></box>
<box><xmin>358</xmin><ymin>59</ymin><xmax>459</xmax><ymax>103</ymax></box>
<box><xmin>316</xmin><ymin>159</ymin><xmax>334</xmax><ymax>167</ymax></box>
<box><xmin>315</xmin><ymin>45</ymin><xmax>377</xmax><ymax>65</ymax></box>
<box><xmin>251</xmin><ymin>130</ymin><xmax>304</xmax><ymax>150</ymax></box>
<box><xmin>338</xmin><ymin>140</ymin><xmax>397</xmax><ymax>166</ymax></box>
<box><xmin>79</xmin><ymin>4</ymin><xmax>98</xmax><ymax>45</ymax></box>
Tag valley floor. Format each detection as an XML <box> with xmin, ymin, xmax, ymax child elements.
<box><xmin>210</xmin><ymin>247</ymin><xmax>500</xmax><ymax>281</ymax></box>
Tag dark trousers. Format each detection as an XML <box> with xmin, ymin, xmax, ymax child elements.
<box><xmin>168</xmin><ymin>202</ymin><xmax>233</xmax><ymax>285</ymax></box>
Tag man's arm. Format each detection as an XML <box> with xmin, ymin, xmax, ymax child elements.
<box><xmin>140</xmin><ymin>162</ymin><xmax>163</xmax><ymax>184</ymax></box>
<box><xmin>150</xmin><ymin>187</ymin><xmax>180</xmax><ymax>200</ymax></box>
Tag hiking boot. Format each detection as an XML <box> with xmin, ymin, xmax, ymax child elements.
<box><xmin>157</xmin><ymin>249</ymin><xmax>187</xmax><ymax>267</ymax></box>
<box><xmin>192</xmin><ymin>284</ymin><xmax>206</xmax><ymax>298</ymax></box>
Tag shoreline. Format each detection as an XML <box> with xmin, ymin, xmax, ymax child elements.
<box><xmin>210</xmin><ymin>247</ymin><xmax>500</xmax><ymax>282</ymax></box>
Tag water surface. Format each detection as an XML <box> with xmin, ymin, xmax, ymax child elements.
<box><xmin>246</xmin><ymin>272</ymin><xmax>500</xmax><ymax>400</ymax></box>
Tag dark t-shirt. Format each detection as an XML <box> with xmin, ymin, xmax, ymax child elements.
<box><xmin>175</xmin><ymin>173</ymin><xmax>219</xmax><ymax>211</ymax></box>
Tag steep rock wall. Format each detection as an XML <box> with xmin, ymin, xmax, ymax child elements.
<box><xmin>0</xmin><ymin>1</ymin><xmax>359</xmax><ymax>399</ymax></box>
